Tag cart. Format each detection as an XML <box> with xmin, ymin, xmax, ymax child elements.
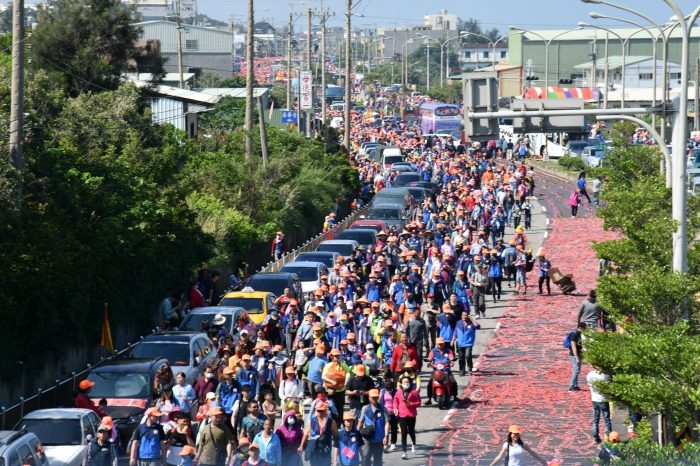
<box><xmin>548</xmin><ymin>267</ymin><xmax>577</xmax><ymax>294</ymax></box>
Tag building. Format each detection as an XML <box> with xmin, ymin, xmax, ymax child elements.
<box><xmin>508</xmin><ymin>26</ymin><xmax>700</xmax><ymax>100</ymax></box>
<box><xmin>571</xmin><ymin>56</ymin><xmax>681</xmax><ymax>89</ymax></box>
<box><xmin>423</xmin><ymin>10</ymin><xmax>458</xmax><ymax>31</ymax></box>
<box><xmin>129</xmin><ymin>0</ymin><xmax>197</xmax><ymax>22</ymax></box>
<box><xmin>135</xmin><ymin>20</ymin><xmax>234</xmax><ymax>78</ymax></box>
<box><xmin>128</xmin><ymin>79</ymin><xmax>221</xmax><ymax>137</ymax></box>
<box><xmin>460</xmin><ymin>41</ymin><xmax>509</xmax><ymax>71</ymax></box>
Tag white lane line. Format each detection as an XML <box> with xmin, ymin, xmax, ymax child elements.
<box><xmin>541</xmin><ymin>206</ymin><xmax>547</xmax><ymax>212</ymax></box>
<box><xmin>544</xmin><ymin>231</ymin><xmax>549</xmax><ymax>239</ymax></box>
<box><xmin>545</xmin><ymin>218</ymin><xmax>550</xmax><ymax>225</ymax></box>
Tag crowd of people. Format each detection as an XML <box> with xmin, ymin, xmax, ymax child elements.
<box><xmin>76</xmin><ymin>83</ymin><xmax>576</xmax><ymax>466</ymax></box>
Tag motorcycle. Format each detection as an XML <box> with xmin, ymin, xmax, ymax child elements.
<box><xmin>431</xmin><ymin>361</ymin><xmax>451</xmax><ymax>410</ymax></box>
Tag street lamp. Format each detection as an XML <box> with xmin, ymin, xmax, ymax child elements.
<box><xmin>582</xmin><ymin>0</ymin><xmax>700</xmax><ymax>273</ymax></box>
<box><xmin>417</xmin><ymin>34</ymin><xmax>438</xmax><ymax>90</ymax></box>
<box><xmin>401</xmin><ymin>38</ymin><xmax>414</xmax><ymax>88</ymax></box>
<box><xmin>510</xmin><ymin>27</ymin><xmax>583</xmax><ymax>90</ymax></box>
<box><xmin>664</xmin><ymin>1</ymin><xmax>700</xmax><ymax>273</ymax></box>
<box><xmin>578</xmin><ymin>22</ymin><xmax>631</xmax><ymax>108</ymax></box>
<box><xmin>441</xmin><ymin>31</ymin><xmax>468</xmax><ymax>87</ymax></box>
<box><xmin>588</xmin><ymin>13</ymin><xmax>671</xmax><ymax>139</ymax></box>
<box><xmin>367</xmin><ymin>37</ymin><xmax>382</xmax><ymax>73</ymax></box>
<box><xmin>460</xmin><ymin>31</ymin><xmax>517</xmax><ymax>71</ymax></box>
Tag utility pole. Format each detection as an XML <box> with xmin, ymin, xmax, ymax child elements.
<box><xmin>9</xmin><ymin>0</ymin><xmax>24</xmax><ymax>199</ymax></box>
<box><xmin>343</xmin><ymin>0</ymin><xmax>351</xmax><ymax>150</ymax></box>
<box><xmin>286</xmin><ymin>11</ymin><xmax>292</xmax><ymax>113</ymax></box>
<box><xmin>306</xmin><ymin>7</ymin><xmax>312</xmax><ymax>138</ymax></box>
<box><xmin>320</xmin><ymin>10</ymin><xmax>327</xmax><ymax>125</ymax></box>
<box><xmin>258</xmin><ymin>96</ymin><xmax>269</xmax><ymax>166</ymax></box>
<box><xmin>244</xmin><ymin>0</ymin><xmax>254</xmax><ymax>162</ymax></box>
<box><xmin>175</xmin><ymin>0</ymin><xmax>185</xmax><ymax>88</ymax></box>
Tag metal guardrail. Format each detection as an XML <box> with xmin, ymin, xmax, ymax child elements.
<box><xmin>0</xmin><ymin>208</ymin><xmax>372</xmax><ymax>429</ymax></box>
<box><xmin>0</xmin><ymin>335</ymin><xmax>154</xmax><ymax>429</ymax></box>
<box><xmin>258</xmin><ymin>205</ymin><xmax>370</xmax><ymax>273</ymax></box>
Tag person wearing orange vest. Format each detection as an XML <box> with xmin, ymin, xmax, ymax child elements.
<box><xmin>322</xmin><ymin>348</ymin><xmax>350</xmax><ymax>420</ymax></box>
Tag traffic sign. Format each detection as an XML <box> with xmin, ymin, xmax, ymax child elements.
<box><xmin>281</xmin><ymin>110</ymin><xmax>298</xmax><ymax>123</ymax></box>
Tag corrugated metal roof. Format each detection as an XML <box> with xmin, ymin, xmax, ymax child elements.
<box><xmin>198</xmin><ymin>88</ymin><xmax>271</xmax><ymax>98</ymax></box>
<box><xmin>134</xmin><ymin>20</ymin><xmax>233</xmax><ymax>53</ymax></box>
<box><xmin>516</xmin><ymin>27</ymin><xmax>700</xmax><ymax>42</ymax></box>
<box><xmin>130</xmin><ymin>80</ymin><xmax>222</xmax><ymax>105</ymax></box>
<box><xmin>573</xmin><ymin>55</ymin><xmax>654</xmax><ymax>69</ymax></box>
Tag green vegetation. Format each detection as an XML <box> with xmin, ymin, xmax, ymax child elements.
<box><xmin>0</xmin><ymin>0</ymin><xmax>356</xmax><ymax>382</ymax></box>
<box><xmin>583</xmin><ymin>122</ymin><xmax>700</xmax><ymax>446</ymax></box>
<box><xmin>557</xmin><ymin>155</ymin><xmax>586</xmax><ymax>172</ymax></box>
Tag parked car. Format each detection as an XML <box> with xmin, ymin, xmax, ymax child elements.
<box><xmin>178</xmin><ymin>306</ymin><xmax>247</xmax><ymax>335</ymax></box>
<box><xmin>244</xmin><ymin>272</ymin><xmax>298</xmax><ymax>300</ymax></box>
<box><xmin>218</xmin><ymin>290</ymin><xmax>277</xmax><ymax>325</ymax></box>
<box><xmin>366</xmin><ymin>203</ymin><xmax>407</xmax><ymax>231</ymax></box>
<box><xmin>293</xmin><ymin>251</ymin><xmax>341</xmax><ymax>268</ymax></box>
<box><xmin>393</xmin><ymin>172</ymin><xmax>422</xmax><ymax>187</ymax></box>
<box><xmin>127</xmin><ymin>332</ymin><xmax>216</xmax><ymax>385</ymax></box>
<box><xmin>405</xmin><ymin>181</ymin><xmax>440</xmax><ymax>194</ymax></box>
<box><xmin>337</xmin><ymin>228</ymin><xmax>377</xmax><ymax>248</ymax></box>
<box><xmin>315</xmin><ymin>239</ymin><xmax>360</xmax><ymax>256</ymax></box>
<box><xmin>564</xmin><ymin>140</ymin><xmax>588</xmax><ymax>157</ymax></box>
<box><xmin>14</xmin><ymin>409</ymin><xmax>100</xmax><ymax>466</ymax></box>
<box><xmin>580</xmin><ymin>146</ymin><xmax>609</xmax><ymax>167</ymax></box>
<box><xmin>279</xmin><ymin>261</ymin><xmax>328</xmax><ymax>294</ymax></box>
<box><xmin>0</xmin><ymin>430</ymin><xmax>50</xmax><ymax>466</ymax></box>
<box><xmin>85</xmin><ymin>357</ymin><xmax>168</xmax><ymax>447</ymax></box>
<box><xmin>349</xmin><ymin>220</ymin><xmax>389</xmax><ymax>233</ymax></box>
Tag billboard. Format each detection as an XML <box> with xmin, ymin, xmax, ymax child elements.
<box><xmin>300</xmin><ymin>71</ymin><xmax>313</xmax><ymax>110</ymax></box>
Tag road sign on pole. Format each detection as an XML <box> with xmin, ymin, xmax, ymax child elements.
<box><xmin>281</xmin><ymin>110</ymin><xmax>298</xmax><ymax>123</ymax></box>
<box><xmin>300</xmin><ymin>70</ymin><xmax>312</xmax><ymax>110</ymax></box>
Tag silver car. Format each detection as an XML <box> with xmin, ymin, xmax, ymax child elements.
<box><xmin>14</xmin><ymin>408</ymin><xmax>100</xmax><ymax>466</ymax></box>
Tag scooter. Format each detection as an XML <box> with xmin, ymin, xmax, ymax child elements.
<box><xmin>431</xmin><ymin>362</ymin><xmax>451</xmax><ymax>410</ymax></box>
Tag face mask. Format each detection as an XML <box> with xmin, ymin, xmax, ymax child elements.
<box><xmin>286</xmin><ymin>417</ymin><xmax>296</xmax><ymax>426</ymax></box>
<box><xmin>367</xmin><ymin>350</ymin><xmax>375</xmax><ymax>355</ymax></box>
<box><xmin>402</xmin><ymin>383</ymin><xmax>411</xmax><ymax>389</ymax></box>
<box><xmin>205</xmin><ymin>373</ymin><xmax>214</xmax><ymax>379</ymax></box>
<box><xmin>341</xmin><ymin>321</ymin><xmax>348</xmax><ymax>326</ymax></box>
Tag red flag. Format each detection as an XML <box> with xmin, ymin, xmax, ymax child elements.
<box><xmin>100</xmin><ymin>303</ymin><xmax>115</xmax><ymax>354</ymax></box>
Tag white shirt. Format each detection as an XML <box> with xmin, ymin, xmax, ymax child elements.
<box><xmin>503</xmin><ymin>442</ymin><xmax>524</xmax><ymax>466</ymax></box>
<box><xmin>587</xmin><ymin>369</ymin><xmax>608</xmax><ymax>403</ymax></box>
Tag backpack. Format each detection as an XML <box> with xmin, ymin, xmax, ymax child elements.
<box><xmin>563</xmin><ymin>331</ymin><xmax>575</xmax><ymax>349</ymax></box>
<box><xmin>504</xmin><ymin>251</ymin><xmax>515</xmax><ymax>268</ymax></box>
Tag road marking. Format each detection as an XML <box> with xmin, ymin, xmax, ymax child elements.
<box><xmin>544</xmin><ymin>231</ymin><xmax>549</xmax><ymax>239</ymax></box>
<box><xmin>541</xmin><ymin>206</ymin><xmax>547</xmax><ymax>212</ymax></box>
<box><xmin>545</xmin><ymin>218</ymin><xmax>550</xmax><ymax>225</ymax></box>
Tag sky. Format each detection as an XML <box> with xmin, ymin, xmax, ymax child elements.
<box><xmin>200</xmin><ymin>0</ymin><xmax>700</xmax><ymax>32</ymax></box>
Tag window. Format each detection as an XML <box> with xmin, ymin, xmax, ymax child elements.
<box><xmin>669</xmin><ymin>72</ymin><xmax>681</xmax><ymax>80</ymax></box>
<box><xmin>500</xmin><ymin>51</ymin><xmax>506</xmax><ymax>58</ymax></box>
<box><xmin>464</xmin><ymin>51</ymin><xmax>471</xmax><ymax>59</ymax></box>
<box><xmin>483</xmin><ymin>51</ymin><xmax>489</xmax><ymax>58</ymax></box>
<box><xmin>639</xmin><ymin>73</ymin><xmax>652</xmax><ymax>80</ymax></box>
<box><xmin>185</xmin><ymin>39</ymin><xmax>198</xmax><ymax>51</ymax></box>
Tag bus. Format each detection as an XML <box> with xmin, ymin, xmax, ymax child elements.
<box><xmin>419</xmin><ymin>102</ymin><xmax>461</xmax><ymax>135</ymax></box>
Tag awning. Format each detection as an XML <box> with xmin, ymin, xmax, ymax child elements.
<box><xmin>523</xmin><ymin>86</ymin><xmax>600</xmax><ymax>102</ymax></box>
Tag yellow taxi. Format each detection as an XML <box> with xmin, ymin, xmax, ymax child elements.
<box><xmin>219</xmin><ymin>287</ymin><xmax>276</xmax><ymax>325</ymax></box>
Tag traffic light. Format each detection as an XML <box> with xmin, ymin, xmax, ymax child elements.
<box><xmin>559</xmin><ymin>78</ymin><xmax>573</xmax><ymax>85</ymax></box>
<box><xmin>525</xmin><ymin>76</ymin><xmax>539</xmax><ymax>81</ymax></box>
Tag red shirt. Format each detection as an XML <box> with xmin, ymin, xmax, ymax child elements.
<box><xmin>75</xmin><ymin>393</ymin><xmax>106</xmax><ymax>418</ymax></box>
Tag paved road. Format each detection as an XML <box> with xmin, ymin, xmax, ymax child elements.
<box><xmin>393</xmin><ymin>176</ymin><xmax>552</xmax><ymax>466</ymax></box>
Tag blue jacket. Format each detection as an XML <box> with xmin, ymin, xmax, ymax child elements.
<box><xmin>252</xmin><ymin>431</ymin><xmax>283</xmax><ymax>466</ymax></box>
<box><xmin>454</xmin><ymin>320</ymin><xmax>480</xmax><ymax>347</ymax></box>
<box><xmin>437</xmin><ymin>312</ymin><xmax>456</xmax><ymax>341</ymax></box>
